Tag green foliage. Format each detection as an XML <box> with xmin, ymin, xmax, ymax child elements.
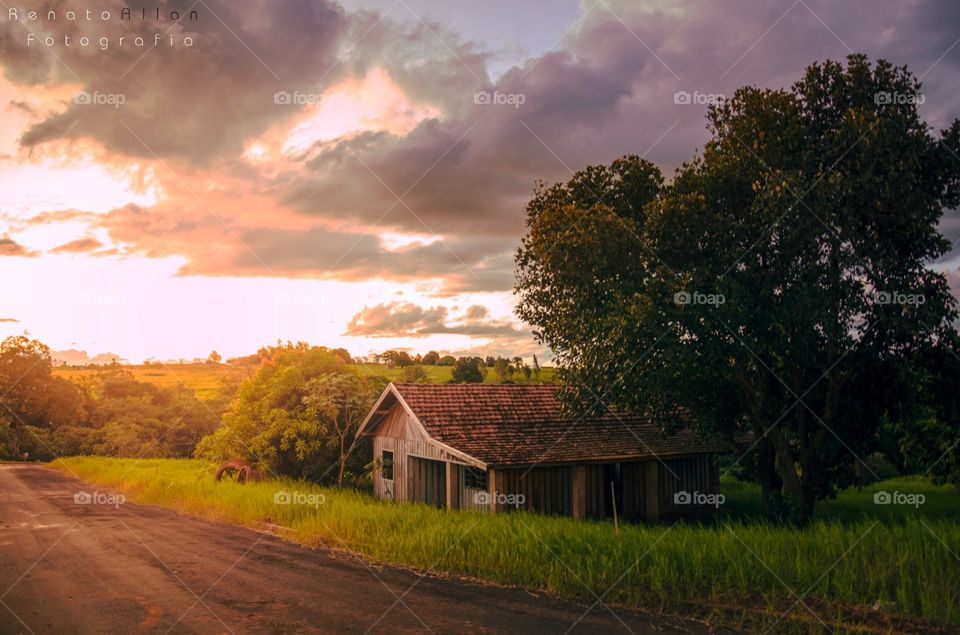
<box><xmin>379</xmin><ymin>350</ymin><xmax>413</xmax><ymax>367</ymax></box>
<box><xmin>0</xmin><ymin>336</ymin><xmax>219</xmax><ymax>460</ymax></box>
<box><xmin>451</xmin><ymin>357</ymin><xmax>484</xmax><ymax>383</ymax></box>
<box><xmin>87</xmin><ymin>367</ymin><xmax>219</xmax><ymax>458</ymax></box>
<box><xmin>0</xmin><ymin>336</ymin><xmax>86</xmax><ymax>459</ymax></box>
<box><xmin>516</xmin><ymin>55</ymin><xmax>960</xmax><ymax>524</ymax></box>
<box><xmin>437</xmin><ymin>355</ymin><xmax>456</xmax><ymax>366</ymax></box>
<box><xmin>54</xmin><ymin>457</ymin><xmax>960</xmax><ymax>630</ymax></box>
<box><xmin>421</xmin><ymin>351</ymin><xmax>440</xmax><ymax>365</ymax></box>
<box><xmin>400</xmin><ymin>365</ymin><xmax>429</xmax><ymax>383</ymax></box>
<box><xmin>195</xmin><ymin>342</ymin><xmax>384</xmax><ymax>484</ymax></box>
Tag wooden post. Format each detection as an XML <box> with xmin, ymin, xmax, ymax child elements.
<box><xmin>487</xmin><ymin>468</ymin><xmax>497</xmax><ymax>514</ymax></box>
<box><xmin>571</xmin><ymin>465</ymin><xmax>587</xmax><ymax>520</ymax></box>
<box><xmin>610</xmin><ymin>480</ymin><xmax>620</xmax><ymax>538</ymax></box>
<box><xmin>644</xmin><ymin>460</ymin><xmax>660</xmax><ymax>521</ymax></box>
<box><xmin>445</xmin><ymin>461</ymin><xmax>458</xmax><ymax>510</ymax></box>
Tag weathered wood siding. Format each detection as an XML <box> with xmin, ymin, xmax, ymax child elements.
<box><xmin>407</xmin><ymin>456</ymin><xmax>446</xmax><ymax>508</ymax></box>
<box><xmin>658</xmin><ymin>456</ymin><xmax>713</xmax><ymax>514</ymax></box>
<box><xmin>491</xmin><ymin>466</ymin><xmax>573</xmax><ymax>516</ymax></box>
<box><xmin>370</xmin><ymin>397</ymin><xmax>720</xmax><ymax>521</ymax></box>
<box><xmin>372</xmin><ymin>403</ymin><xmax>470</xmax><ymax>504</ymax></box>
<box><xmin>620</xmin><ymin>462</ymin><xmax>646</xmax><ymax>519</ymax></box>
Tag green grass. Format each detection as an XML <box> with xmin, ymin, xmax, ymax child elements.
<box><xmin>51</xmin><ymin>457</ymin><xmax>959</xmax><ymax>632</ymax></box>
<box><xmin>53</xmin><ymin>363</ymin><xmax>558</xmax><ymax>399</ymax></box>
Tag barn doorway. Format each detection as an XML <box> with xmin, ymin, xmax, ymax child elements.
<box><xmin>603</xmin><ymin>462</ymin><xmax>623</xmax><ymax>518</ymax></box>
<box><xmin>407</xmin><ymin>457</ymin><xmax>447</xmax><ymax>508</ymax></box>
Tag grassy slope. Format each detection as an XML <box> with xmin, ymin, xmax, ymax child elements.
<box><xmin>52</xmin><ymin>364</ymin><xmax>254</xmax><ymax>401</ymax></box>
<box><xmin>53</xmin><ymin>363</ymin><xmax>557</xmax><ymax>399</ymax></box>
<box><xmin>52</xmin><ymin>457</ymin><xmax>959</xmax><ymax>632</ymax></box>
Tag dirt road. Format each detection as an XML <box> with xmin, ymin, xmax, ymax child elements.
<box><xmin>0</xmin><ymin>464</ymin><xmax>723</xmax><ymax>634</ymax></box>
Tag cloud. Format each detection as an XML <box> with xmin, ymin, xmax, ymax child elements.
<box><xmin>345</xmin><ymin>301</ymin><xmax>525</xmax><ymax>338</ymax></box>
<box><xmin>5</xmin><ymin>0</ymin><xmax>960</xmax><ymax>302</ymax></box>
<box><xmin>50</xmin><ymin>237</ymin><xmax>105</xmax><ymax>254</ymax></box>
<box><xmin>3</xmin><ymin>0</ymin><xmax>349</xmax><ymax>164</ymax></box>
<box><xmin>51</xmin><ymin>349</ymin><xmax>125</xmax><ymax>365</ymax></box>
<box><xmin>0</xmin><ymin>318</ymin><xmax>19</xmax><ymax>323</ymax></box>
<box><xmin>345</xmin><ymin>302</ymin><xmax>447</xmax><ymax>337</ymax></box>
<box><xmin>0</xmin><ymin>236</ymin><xmax>37</xmax><ymax>256</ymax></box>
<box><xmin>89</xmin><ymin>203</ymin><xmax>516</xmax><ymax>292</ymax></box>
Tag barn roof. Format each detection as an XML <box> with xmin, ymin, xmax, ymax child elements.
<box><xmin>361</xmin><ymin>382</ymin><xmax>726</xmax><ymax>468</ymax></box>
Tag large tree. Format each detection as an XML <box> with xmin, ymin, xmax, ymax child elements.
<box><xmin>0</xmin><ymin>336</ymin><xmax>87</xmax><ymax>459</ymax></box>
<box><xmin>195</xmin><ymin>343</ymin><xmax>385</xmax><ymax>483</ymax></box>
<box><xmin>516</xmin><ymin>55</ymin><xmax>960</xmax><ymax>524</ymax></box>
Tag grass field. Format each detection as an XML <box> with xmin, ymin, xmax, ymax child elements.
<box><xmin>52</xmin><ymin>456</ymin><xmax>959</xmax><ymax>633</ymax></box>
<box><xmin>53</xmin><ymin>362</ymin><xmax>557</xmax><ymax>399</ymax></box>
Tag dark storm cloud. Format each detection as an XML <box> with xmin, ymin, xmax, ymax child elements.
<box><xmin>226</xmin><ymin>226</ymin><xmax>516</xmax><ymax>292</ymax></box>
<box><xmin>8</xmin><ymin>0</ymin><xmax>960</xmax><ymax>295</ymax></box>
<box><xmin>2</xmin><ymin>0</ymin><xmax>348</xmax><ymax>164</ymax></box>
<box><xmin>279</xmin><ymin>0</ymin><xmax>960</xmax><ymax>246</ymax></box>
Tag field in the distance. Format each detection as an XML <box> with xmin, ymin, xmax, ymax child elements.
<box><xmin>52</xmin><ymin>457</ymin><xmax>959</xmax><ymax>633</ymax></box>
<box><xmin>53</xmin><ymin>362</ymin><xmax>557</xmax><ymax>400</ymax></box>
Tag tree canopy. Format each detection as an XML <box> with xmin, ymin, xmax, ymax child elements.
<box><xmin>194</xmin><ymin>342</ymin><xmax>386</xmax><ymax>483</ymax></box>
<box><xmin>516</xmin><ymin>55</ymin><xmax>960</xmax><ymax>523</ymax></box>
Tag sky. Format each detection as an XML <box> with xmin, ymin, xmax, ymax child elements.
<box><xmin>0</xmin><ymin>0</ymin><xmax>958</xmax><ymax>363</ymax></box>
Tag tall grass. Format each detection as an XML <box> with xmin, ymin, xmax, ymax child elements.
<box><xmin>52</xmin><ymin>457</ymin><xmax>959</xmax><ymax>630</ymax></box>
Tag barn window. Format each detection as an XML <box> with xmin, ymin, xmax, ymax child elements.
<box><xmin>382</xmin><ymin>450</ymin><xmax>394</xmax><ymax>480</ymax></box>
<box><xmin>464</xmin><ymin>466</ymin><xmax>487</xmax><ymax>489</ymax></box>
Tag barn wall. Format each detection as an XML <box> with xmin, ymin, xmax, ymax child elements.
<box><xmin>620</xmin><ymin>461</ymin><xmax>646</xmax><ymax>519</ymax></box>
<box><xmin>372</xmin><ymin>403</ymin><xmax>471</xmax><ymax>504</ymax></box>
<box><xmin>371</xmin><ymin>397</ymin><xmax>720</xmax><ymax>521</ymax></box>
<box><xmin>658</xmin><ymin>456</ymin><xmax>713</xmax><ymax>515</ymax></box>
<box><xmin>491</xmin><ymin>466</ymin><xmax>573</xmax><ymax>516</ymax></box>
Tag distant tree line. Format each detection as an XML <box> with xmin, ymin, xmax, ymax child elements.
<box><xmin>0</xmin><ymin>336</ymin><xmax>223</xmax><ymax>461</ymax></box>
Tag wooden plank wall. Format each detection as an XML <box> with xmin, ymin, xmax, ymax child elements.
<box><xmin>620</xmin><ymin>462</ymin><xmax>646</xmax><ymax>519</ymax></box>
<box><xmin>407</xmin><ymin>456</ymin><xmax>446</xmax><ymax>508</ymax></box>
<box><xmin>372</xmin><ymin>403</ymin><xmax>470</xmax><ymax>504</ymax></box>
<box><xmin>493</xmin><ymin>466</ymin><xmax>573</xmax><ymax>516</ymax></box>
<box><xmin>584</xmin><ymin>464</ymin><xmax>606</xmax><ymax>518</ymax></box>
<box><xmin>658</xmin><ymin>456</ymin><xmax>711</xmax><ymax>513</ymax></box>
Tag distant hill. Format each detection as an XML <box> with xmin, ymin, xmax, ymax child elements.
<box><xmin>52</xmin><ymin>362</ymin><xmax>556</xmax><ymax>400</ymax></box>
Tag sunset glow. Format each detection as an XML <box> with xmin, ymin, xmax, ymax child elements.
<box><xmin>1</xmin><ymin>0</ymin><xmax>958</xmax><ymax>363</ymax></box>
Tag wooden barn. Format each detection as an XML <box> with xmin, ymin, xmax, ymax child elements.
<box><xmin>358</xmin><ymin>383</ymin><xmax>726</xmax><ymax>521</ymax></box>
